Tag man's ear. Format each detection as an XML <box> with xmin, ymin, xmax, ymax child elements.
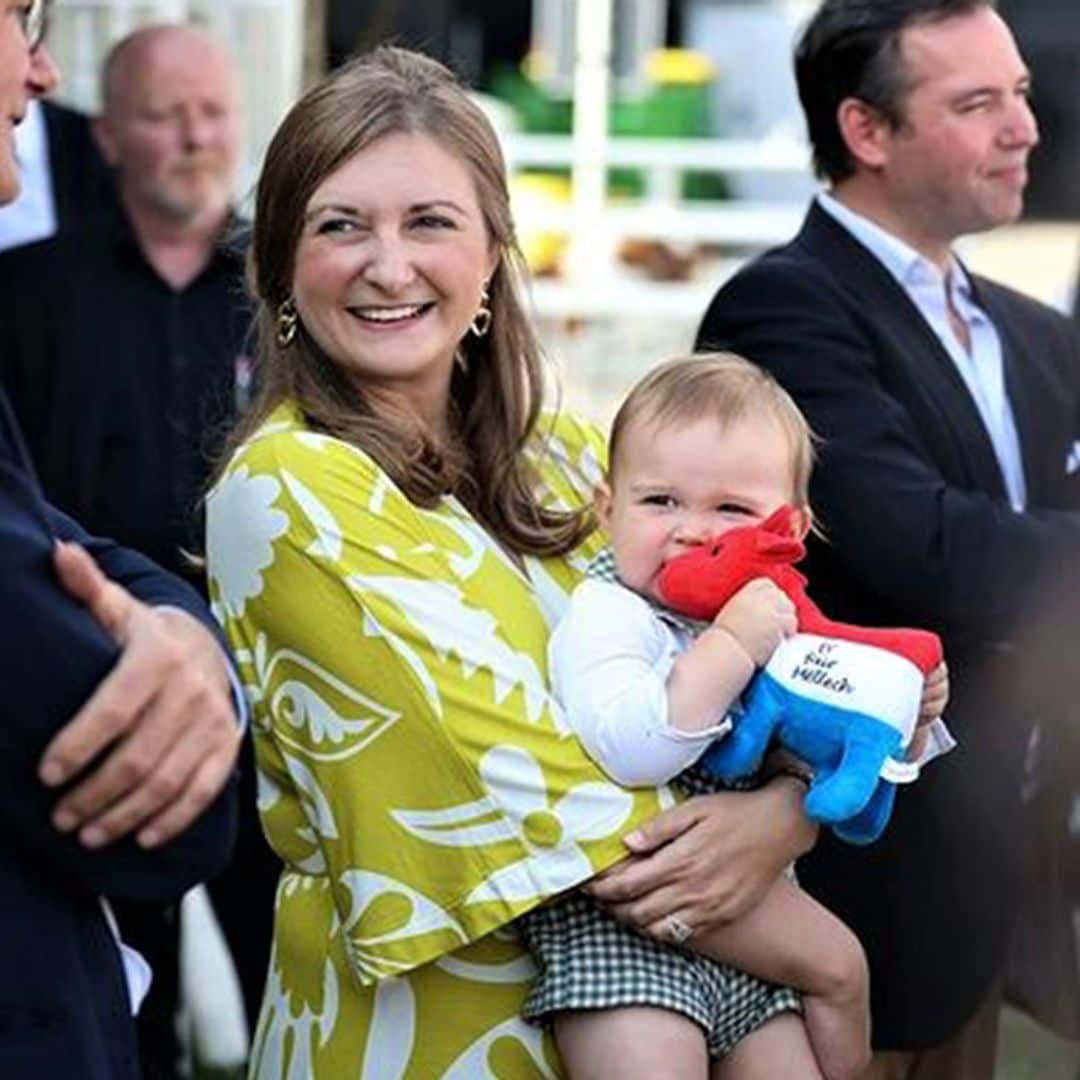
<box><xmin>594</xmin><ymin>480</ymin><xmax>613</xmax><ymax>530</ymax></box>
<box><xmin>792</xmin><ymin>506</ymin><xmax>813</xmax><ymax>541</ymax></box>
<box><xmin>836</xmin><ymin>97</ymin><xmax>893</xmax><ymax>172</ymax></box>
<box><xmin>91</xmin><ymin>117</ymin><xmax>120</xmax><ymax>168</ymax></box>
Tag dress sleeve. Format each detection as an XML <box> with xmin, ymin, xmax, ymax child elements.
<box><xmin>206</xmin><ymin>423</ymin><xmax>667</xmax><ymax>986</ymax></box>
<box><xmin>550</xmin><ymin>580</ymin><xmax>731</xmax><ymax>786</ymax></box>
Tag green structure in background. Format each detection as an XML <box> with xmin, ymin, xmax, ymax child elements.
<box><xmin>490</xmin><ymin>48</ymin><xmax>729</xmax><ymax>200</ymax></box>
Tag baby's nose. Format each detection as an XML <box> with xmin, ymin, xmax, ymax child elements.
<box><xmin>675</xmin><ymin>515</ymin><xmax>711</xmax><ymax>544</ymax></box>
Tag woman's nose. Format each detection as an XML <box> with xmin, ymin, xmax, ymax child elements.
<box><xmin>362</xmin><ymin>235</ymin><xmax>416</xmax><ymax>293</ymax></box>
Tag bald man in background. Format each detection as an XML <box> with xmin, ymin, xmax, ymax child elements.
<box><xmin>0</xmin><ymin>25</ymin><xmax>250</xmax><ymax>583</ymax></box>
<box><xmin>0</xmin><ymin>25</ymin><xmax>273</xmax><ymax>1077</ymax></box>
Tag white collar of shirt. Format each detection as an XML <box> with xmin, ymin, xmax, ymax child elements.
<box><xmin>0</xmin><ymin>98</ymin><xmax>58</xmax><ymax>252</ymax></box>
<box><xmin>815</xmin><ymin>189</ymin><xmax>1027</xmax><ymax>512</ymax></box>
<box><xmin>816</xmin><ymin>189</ymin><xmax>973</xmax><ymax>298</ymax></box>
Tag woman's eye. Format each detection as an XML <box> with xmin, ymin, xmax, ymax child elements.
<box><xmin>316</xmin><ymin>218</ymin><xmax>357</xmax><ymax>236</ymax></box>
<box><xmin>412</xmin><ymin>214</ymin><xmax>455</xmax><ymax>230</ymax></box>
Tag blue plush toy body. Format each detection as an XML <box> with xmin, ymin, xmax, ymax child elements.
<box><xmin>700</xmin><ymin>633</ymin><xmax>928</xmax><ymax>844</ymax></box>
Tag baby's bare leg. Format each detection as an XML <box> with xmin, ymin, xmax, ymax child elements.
<box><xmin>554</xmin><ymin>1007</ymin><xmax>709</xmax><ymax>1080</ymax></box>
<box><xmin>712</xmin><ymin>1012</ymin><xmax>823</xmax><ymax>1079</ymax></box>
<box><xmin>693</xmin><ymin>876</ymin><xmax>870</xmax><ymax>1080</ymax></box>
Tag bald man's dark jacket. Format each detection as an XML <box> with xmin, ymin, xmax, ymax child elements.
<box><xmin>698</xmin><ymin>202</ymin><xmax>1080</xmax><ymax>1049</ymax></box>
<box><xmin>0</xmin><ymin>388</ymin><xmax>237</xmax><ymax>1078</ymax></box>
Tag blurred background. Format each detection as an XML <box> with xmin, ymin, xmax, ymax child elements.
<box><xmin>31</xmin><ymin>7</ymin><xmax>1080</xmax><ymax>1071</ymax></box>
<box><xmin>36</xmin><ymin>0</ymin><xmax>1080</xmax><ymax>430</ymax></box>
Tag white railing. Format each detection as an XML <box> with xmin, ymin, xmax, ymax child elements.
<box><xmin>502</xmin><ymin>131</ymin><xmax>814</xmax><ymax>318</ymax></box>
<box><xmin>505</xmin><ymin>133</ymin><xmax>810</xmax><ymax>174</ymax></box>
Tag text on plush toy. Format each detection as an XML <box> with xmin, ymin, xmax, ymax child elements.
<box><xmin>789</xmin><ymin>641</ymin><xmax>854</xmax><ymax>695</ymax></box>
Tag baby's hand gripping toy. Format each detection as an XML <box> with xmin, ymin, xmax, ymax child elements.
<box><xmin>657</xmin><ymin>506</ymin><xmax>944</xmax><ymax>845</ymax></box>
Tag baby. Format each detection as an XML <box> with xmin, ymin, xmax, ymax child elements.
<box><xmin>519</xmin><ymin>354</ymin><xmax>949</xmax><ymax>1080</ymax></box>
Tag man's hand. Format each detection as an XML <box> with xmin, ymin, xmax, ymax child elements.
<box><xmin>584</xmin><ymin>780</ymin><xmax>816</xmax><ymax>941</ymax></box>
<box><xmin>918</xmin><ymin>661</ymin><xmax>949</xmax><ymax>723</ymax></box>
<box><xmin>38</xmin><ymin>542</ymin><xmax>241</xmax><ymax>849</ymax></box>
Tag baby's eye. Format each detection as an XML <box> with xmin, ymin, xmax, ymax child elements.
<box><xmin>641</xmin><ymin>494</ymin><xmax>675</xmax><ymax>508</ymax></box>
<box><xmin>717</xmin><ymin>503</ymin><xmax>753</xmax><ymax>515</ymax></box>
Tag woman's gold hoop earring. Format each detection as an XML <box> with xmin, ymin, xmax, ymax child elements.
<box><xmin>469</xmin><ymin>285</ymin><xmax>492</xmax><ymax>338</ymax></box>
<box><xmin>276</xmin><ymin>298</ymin><xmax>299</xmax><ymax>348</ymax></box>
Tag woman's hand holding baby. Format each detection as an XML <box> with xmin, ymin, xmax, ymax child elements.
<box><xmin>586</xmin><ymin>783</ymin><xmax>818</xmax><ymax>934</ymax></box>
<box><xmin>710</xmin><ymin>578</ymin><xmax>798</xmax><ymax>667</ymax></box>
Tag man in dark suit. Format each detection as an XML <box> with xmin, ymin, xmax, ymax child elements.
<box><xmin>697</xmin><ymin>1</ymin><xmax>1080</xmax><ymax>1076</ymax></box>
<box><xmin>1</xmin><ymin>4</ymin><xmax>242</xmax><ymax>1076</ymax></box>
<box><xmin>0</xmin><ymin>29</ymin><xmax>276</xmax><ymax>1071</ymax></box>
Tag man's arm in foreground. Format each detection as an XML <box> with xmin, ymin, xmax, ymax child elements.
<box><xmin>0</xmin><ymin>478</ymin><xmax>238</xmax><ymax>901</ymax></box>
<box><xmin>44</xmin><ymin>501</ymin><xmax>242</xmax><ymax>848</ymax></box>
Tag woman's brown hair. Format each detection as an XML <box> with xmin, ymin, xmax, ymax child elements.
<box><xmin>222</xmin><ymin>46</ymin><xmax>590</xmax><ymax>557</ymax></box>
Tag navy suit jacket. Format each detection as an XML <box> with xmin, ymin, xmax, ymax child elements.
<box><xmin>698</xmin><ymin>203</ymin><xmax>1080</xmax><ymax>1049</ymax></box>
<box><xmin>0</xmin><ymin>388</ymin><xmax>237</xmax><ymax>1077</ymax></box>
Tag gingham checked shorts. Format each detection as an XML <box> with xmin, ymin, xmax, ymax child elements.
<box><xmin>518</xmin><ymin>770</ymin><xmax>801</xmax><ymax>1059</ymax></box>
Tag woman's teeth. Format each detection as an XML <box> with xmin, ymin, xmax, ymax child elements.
<box><xmin>350</xmin><ymin>303</ymin><xmax>430</xmax><ymax>323</ymax></box>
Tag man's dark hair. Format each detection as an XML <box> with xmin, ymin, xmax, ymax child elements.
<box><xmin>795</xmin><ymin>0</ymin><xmax>996</xmax><ymax>182</ymax></box>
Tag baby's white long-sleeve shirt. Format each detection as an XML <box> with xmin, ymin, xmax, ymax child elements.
<box><xmin>548</xmin><ymin>578</ymin><xmax>732</xmax><ymax>786</ymax></box>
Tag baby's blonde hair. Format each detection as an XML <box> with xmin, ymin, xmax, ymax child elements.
<box><xmin>608</xmin><ymin>352</ymin><xmax>816</xmax><ymax>510</ymax></box>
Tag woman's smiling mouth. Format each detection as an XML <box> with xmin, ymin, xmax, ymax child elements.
<box><xmin>347</xmin><ymin>302</ymin><xmax>435</xmax><ymax>325</ymax></box>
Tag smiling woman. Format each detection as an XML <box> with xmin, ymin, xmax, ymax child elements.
<box><xmin>226</xmin><ymin>46</ymin><xmax>595</xmax><ymax>551</ymax></box>
<box><xmin>205</xmin><ymin>46</ymin><xmax>671</xmax><ymax>1078</ymax></box>
<box><xmin>291</xmin><ymin>131</ymin><xmax>497</xmax><ymax>429</ymax></box>
<box><xmin>206</xmin><ymin>45</ymin><xmax>816</xmax><ymax>1080</ymax></box>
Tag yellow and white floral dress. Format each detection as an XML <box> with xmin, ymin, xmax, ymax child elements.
<box><xmin>205</xmin><ymin>403</ymin><xmax>671</xmax><ymax>1078</ymax></box>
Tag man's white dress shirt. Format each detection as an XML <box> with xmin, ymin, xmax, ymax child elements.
<box><xmin>0</xmin><ymin>100</ymin><xmax>58</xmax><ymax>252</ymax></box>
<box><xmin>817</xmin><ymin>191</ymin><xmax>1028</xmax><ymax>511</ymax></box>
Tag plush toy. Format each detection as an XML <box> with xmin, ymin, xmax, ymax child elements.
<box><xmin>657</xmin><ymin>506</ymin><xmax>945</xmax><ymax>845</ymax></box>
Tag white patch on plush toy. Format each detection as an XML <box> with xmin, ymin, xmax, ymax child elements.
<box><xmin>766</xmin><ymin>634</ymin><xmax>923</xmax><ymax>761</ymax></box>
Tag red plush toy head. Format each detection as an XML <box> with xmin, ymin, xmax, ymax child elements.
<box><xmin>656</xmin><ymin>505</ymin><xmax>944</xmax><ymax>674</ymax></box>
<box><xmin>657</xmin><ymin>506</ymin><xmax>805</xmax><ymax>622</ymax></box>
